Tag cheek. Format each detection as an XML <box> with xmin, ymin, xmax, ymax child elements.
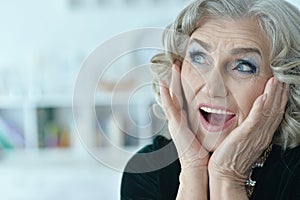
<box><xmin>181</xmin><ymin>63</ymin><xmax>204</xmax><ymax>131</ymax></box>
<box><xmin>181</xmin><ymin>62</ymin><xmax>204</xmax><ymax>100</ymax></box>
<box><xmin>233</xmin><ymin>81</ymin><xmax>266</xmax><ymax>120</ymax></box>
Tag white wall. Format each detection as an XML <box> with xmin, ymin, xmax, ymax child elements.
<box><xmin>0</xmin><ymin>0</ymin><xmax>183</xmax><ymax>64</ymax></box>
<box><xmin>0</xmin><ymin>0</ymin><xmax>299</xmax><ymax>97</ymax></box>
<box><xmin>0</xmin><ymin>0</ymin><xmax>185</xmax><ymax>97</ymax></box>
<box><xmin>0</xmin><ymin>0</ymin><xmax>299</xmax><ymax>69</ymax></box>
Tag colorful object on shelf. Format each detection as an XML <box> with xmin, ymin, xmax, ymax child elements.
<box><xmin>38</xmin><ymin>108</ymin><xmax>70</xmax><ymax>148</ymax></box>
<box><xmin>0</xmin><ymin>116</ymin><xmax>25</xmax><ymax>149</ymax></box>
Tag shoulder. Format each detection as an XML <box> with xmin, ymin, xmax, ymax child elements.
<box><xmin>124</xmin><ymin>135</ymin><xmax>179</xmax><ymax>173</ymax></box>
<box><xmin>252</xmin><ymin>145</ymin><xmax>300</xmax><ymax>199</ymax></box>
<box><xmin>138</xmin><ymin>135</ymin><xmax>173</xmax><ymax>153</ymax></box>
<box><xmin>263</xmin><ymin>144</ymin><xmax>300</xmax><ymax>180</ymax></box>
<box><xmin>285</xmin><ymin>145</ymin><xmax>300</xmax><ymax>177</ymax></box>
<box><xmin>121</xmin><ymin>136</ymin><xmax>180</xmax><ymax>200</ymax></box>
<box><xmin>274</xmin><ymin>144</ymin><xmax>300</xmax><ymax>171</ymax></box>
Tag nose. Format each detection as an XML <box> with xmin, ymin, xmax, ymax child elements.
<box><xmin>202</xmin><ymin>68</ymin><xmax>228</xmax><ymax>98</ymax></box>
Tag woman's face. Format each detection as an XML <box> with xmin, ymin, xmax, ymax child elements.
<box><xmin>181</xmin><ymin>18</ymin><xmax>273</xmax><ymax>152</ymax></box>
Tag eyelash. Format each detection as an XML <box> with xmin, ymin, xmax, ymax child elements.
<box><xmin>188</xmin><ymin>48</ymin><xmax>259</xmax><ymax>76</ymax></box>
<box><xmin>233</xmin><ymin>60</ymin><xmax>258</xmax><ymax>74</ymax></box>
<box><xmin>189</xmin><ymin>50</ymin><xmax>207</xmax><ymax>65</ymax></box>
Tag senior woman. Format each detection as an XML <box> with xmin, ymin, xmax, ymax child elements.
<box><xmin>121</xmin><ymin>0</ymin><xmax>300</xmax><ymax>199</ymax></box>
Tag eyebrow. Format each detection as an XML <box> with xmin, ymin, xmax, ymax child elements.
<box><xmin>190</xmin><ymin>38</ymin><xmax>212</xmax><ymax>52</ymax></box>
<box><xmin>190</xmin><ymin>38</ymin><xmax>262</xmax><ymax>58</ymax></box>
<box><xmin>230</xmin><ymin>48</ymin><xmax>261</xmax><ymax>58</ymax></box>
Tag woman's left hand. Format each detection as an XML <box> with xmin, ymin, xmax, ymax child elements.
<box><xmin>208</xmin><ymin>78</ymin><xmax>289</xmax><ymax>197</ymax></box>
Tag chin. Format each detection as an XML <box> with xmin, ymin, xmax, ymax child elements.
<box><xmin>202</xmin><ymin>137</ymin><xmax>223</xmax><ymax>152</ymax></box>
<box><xmin>196</xmin><ymin>128</ymin><xmax>230</xmax><ymax>153</ymax></box>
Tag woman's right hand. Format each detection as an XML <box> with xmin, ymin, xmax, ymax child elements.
<box><xmin>160</xmin><ymin>61</ymin><xmax>210</xmax><ymax>169</ymax></box>
<box><xmin>160</xmin><ymin>61</ymin><xmax>209</xmax><ymax>199</ymax></box>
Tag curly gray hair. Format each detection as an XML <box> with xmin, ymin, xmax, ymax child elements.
<box><xmin>151</xmin><ymin>0</ymin><xmax>300</xmax><ymax>149</ymax></box>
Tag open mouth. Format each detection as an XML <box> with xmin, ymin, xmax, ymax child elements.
<box><xmin>199</xmin><ymin>106</ymin><xmax>236</xmax><ymax>131</ymax></box>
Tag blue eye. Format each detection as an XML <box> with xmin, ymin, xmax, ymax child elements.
<box><xmin>234</xmin><ymin>60</ymin><xmax>257</xmax><ymax>74</ymax></box>
<box><xmin>189</xmin><ymin>50</ymin><xmax>207</xmax><ymax>64</ymax></box>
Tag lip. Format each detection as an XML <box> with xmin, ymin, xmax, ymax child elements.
<box><xmin>198</xmin><ymin>103</ymin><xmax>236</xmax><ymax>132</ymax></box>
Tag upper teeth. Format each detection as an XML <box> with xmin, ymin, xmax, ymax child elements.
<box><xmin>200</xmin><ymin>107</ymin><xmax>235</xmax><ymax>115</ymax></box>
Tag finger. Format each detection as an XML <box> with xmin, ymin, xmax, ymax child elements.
<box><xmin>160</xmin><ymin>83</ymin><xmax>208</xmax><ymax>162</ymax></box>
<box><xmin>272</xmin><ymin>81</ymin><xmax>288</xmax><ymax>118</ymax></box>
<box><xmin>262</xmin><ymin>77</ymin><xmax>279</xmax><ymax>117</ymax></box>
<box><xmin>267</xmin><ymin>82</ymin><xmax>289</xmax><ymax>127</ymax></box>
<box><xmin>263</xmin><ymin>78</ymin><xmax>288</xmax><ymax>128</ymax></box>
<box><xmin>270</xmin><ymin>79</ymin><xmax>285</xmax><ymax>111</ymax></box>
<box><xmin>229</xmin><ymin>78</ymin><xmax>276</xmax><ymax>136</ymax></box>
<box><xmin>217</xmin><ymin>93</ymin><xmax>268</xmax><ymax>164</ymax></box>
<box><xmin>280</xmin><ymin>83</ymin><xmax>289</xmax><ymax>111</ymax></box>
<box><xmin>169</xmin><ymin>117</ymin><xmax>210</xmax><ymax>165</ymax></box>
<box><xmin>160</xmin><ymin>80</ymin><xmax>187</xmax><ymax>142</ymax></box>
<box><xmin>242</xmin><ymin>92</ymin><xmax>267</xmax><ymax>132</ymax></box>
<box><xmin>250</xmin><ymin>78</ymin><xmax>286</xmax><ymax>141</ymax></box>
<box><xmin>159</xmin><ymin>80</ymin><xmax>176</xmax><ymax>119</ymax></box>
<box><xmin>170</xmin><ymin>61</ymin><xmax>183</xmax><ymax>109</ymax></box>
<box><xmin>254</xmin><ymin>78</ymin><xmax>282</xmax><ymax>140</ymax></box>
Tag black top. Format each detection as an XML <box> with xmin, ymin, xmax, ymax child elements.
<box><xmin>121</xmin><ymin>136</ymin><xmax>300</xmax><ymax>200</ymax></box>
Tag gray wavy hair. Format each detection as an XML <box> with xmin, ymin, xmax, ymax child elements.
<box><xmin>150</xmin><ymin>0</ymin><xmax>300</xmax><ymax>149</ymax></box>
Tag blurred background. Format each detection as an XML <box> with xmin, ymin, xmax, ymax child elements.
<box><xmin>0</xmin><ymin>0</ymin><xmax>187</xmax><ymax>199</ymax></box>
<box><xmin>0</xmin><ymin>0</ymin><xmax>299</xmax><ymax>199</ymax></box>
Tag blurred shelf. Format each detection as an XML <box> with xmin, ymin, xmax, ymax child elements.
<box><xmin>0</xmin><ymin>91</ymin><xmax>155</xmax><ymax>109</ymax></box>
<box><xmin>0</xmin><ymin>90</ymin><xmax>157</xmax><ymax>151</ymax></box>
<box><xmin>0</xmin><ymin>146</ymin><xmax>139</xmax><ymax>167</ymax></box>
<box><xmin>0</xmin><ymin>94</ymin><xmax>73</xmax><ymax>109</ymax></box>
<box><xmin>94</xmin><ymin>91</ymin><xmax>154</xmax><ymax>106</ymax></box>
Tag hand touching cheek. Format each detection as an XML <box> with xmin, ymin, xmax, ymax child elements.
<box><xmin>209</xmin><ymin>77</ymin><xmax>289</xmax><ymax>186</ymax></box>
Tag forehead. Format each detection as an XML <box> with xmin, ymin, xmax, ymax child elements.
<box><xmin>189</xmin><ymin>18</ymin><xmax>270</xmax><ymax>55</ymax></box>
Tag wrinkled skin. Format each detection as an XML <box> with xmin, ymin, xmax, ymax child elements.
<box><xmin>160</xmin><ymin>18</ymin><xmax>289</xmax><ymax>199</ymax></box>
